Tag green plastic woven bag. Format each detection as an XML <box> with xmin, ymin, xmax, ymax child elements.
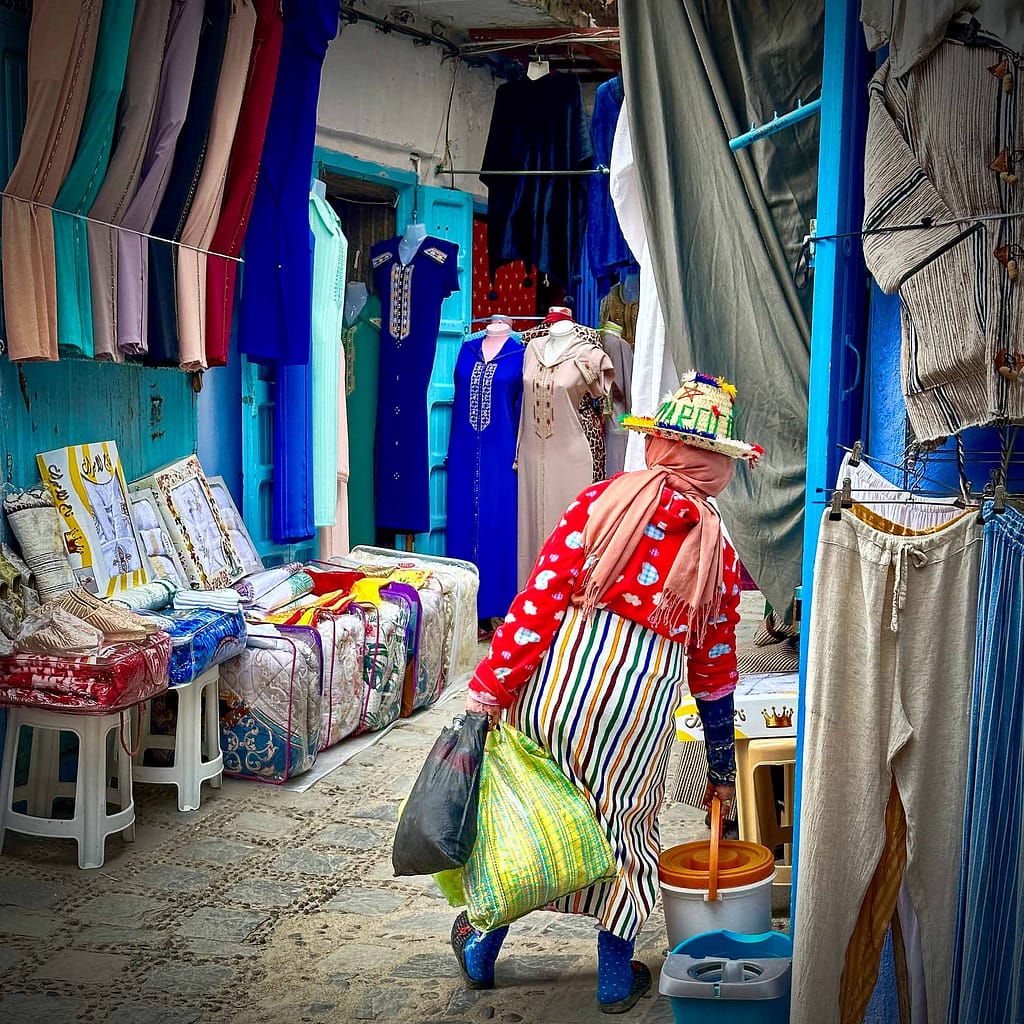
<box><xmin>439</xmin><ymin>723</ymin><xmax>615</xmax><ymax>932</ymax></box>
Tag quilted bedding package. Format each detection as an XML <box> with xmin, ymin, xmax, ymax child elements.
<box><xmin>356</xmin><ymin>598</ymin><xmax>409</xmax><ymax>735</ymax></box>
<box><xmin>141</xmin><ymin>607</ymin><xmax>247</xmax><ymax>687</ymax></box>
<box><xmin>0</xmin><ymin>632</ymin><xmax>171</xmax><ymax>713</ymax></box>
<box><xmin>218</xmin><ymin>626</ymin><xmax>323</xmax><ymax>783</ymax></box>
<box><xmin>315</xmin><ymin>612</ymin><xmax>364</xmax><ymax>750</ymax></box>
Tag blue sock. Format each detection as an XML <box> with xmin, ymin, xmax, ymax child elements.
<box><xmin>464</xmin><ymin>924</ymin><xmax>509</xmax><ymax>983</ymax></box>
<box><xmin>597</xmin><ymin>929</ymin><xmax>636</xmax><ymax>1003</ymax></box>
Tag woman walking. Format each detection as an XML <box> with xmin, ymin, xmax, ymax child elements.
<box><xmin>452</xmin><ymin>372</ymin><xmax>761</xmax><ymax>1013</ymax></box>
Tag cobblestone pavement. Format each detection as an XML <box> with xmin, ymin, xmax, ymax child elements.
<box><xmin>0</xmin><ymin>596</ymin><xmax>776</xmax><ymax>1023</ymax></box>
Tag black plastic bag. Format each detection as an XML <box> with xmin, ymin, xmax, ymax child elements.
<box><xmin>392</xmin><ymin>711</ymin><xmax>490</xmax><ymax>876</ymax></box>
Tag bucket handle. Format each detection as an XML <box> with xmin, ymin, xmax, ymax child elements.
<box><xmin>708</xmin><ymin>794</ymin><xmax>721</xmax><ymax>902</ymax></box>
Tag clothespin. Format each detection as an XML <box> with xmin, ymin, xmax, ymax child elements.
<box><xmin>850</xmin><ymin>440</ymin><xmax>863</xmax><ymax>467</ymax></box>
<box><xmin>829</xmin><ymin>478</ymin><xmax>852</xmax><ymax>520</ymax></box>
<box><xmin>994</xmin><ymin>484</ymin><xmax>1007</xmax><ymax>514</ymax></box>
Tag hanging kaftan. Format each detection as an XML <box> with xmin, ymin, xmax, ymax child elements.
<box><xmin>446</xmin><ymin>334</ymin><xmax>524</xmax><ymax>620</ymax></box>
<box><xmin>480</xmin><ymin>73</ymin><xmax>592</xmax><ymax>290</ymax></box>
<box><xmin>516</xmin><ymin>334</ymin><xmax>613</xmax><ymax>586</ymax></box>
<box><xmin>371</xmin><ymin>236</ymin><xmax>460</xmax><ymax>535</ymax></box>
<box><xmin>343</xmin><ymin>295</ymin><xmax>382</xmax><ymax>549</ymax></box>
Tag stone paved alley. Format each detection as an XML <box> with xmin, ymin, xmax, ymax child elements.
<box><xmin>0</xmin><ymin>603</ymin><xmax>772</xmax><ymax>1024</ymax></box>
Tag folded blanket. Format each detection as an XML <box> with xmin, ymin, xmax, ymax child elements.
<box><xmin>111</xmin><ymin>578</ymin><xmax>179</xmax><ymax>612</ymax></box>
<box><xmin>233</xmin><ymin>563</ymin><xmax>302</xmax><ymax>605</ymax></box>
<box><xmin>173</xmin><ymin>588</ymin><xmax>243</xmax><ymax>614</ymax></box>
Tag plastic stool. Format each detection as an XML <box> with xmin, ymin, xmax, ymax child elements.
<box><xmin>132</xmin><ymin>666</ymin><xmax>223</xmax><ymax>812</ymax></box>
<box><xmin>735</xmin><ymin>736</ymin><xmax>796</xmax><ymax>885</ymax></box>
<box><xmin>0</xmin><ymin>707</ymin><xmax>135</xmax><ymax>869</ymax></box>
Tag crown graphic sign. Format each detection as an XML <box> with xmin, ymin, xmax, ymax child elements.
<box><xmin>761</xmin><ymin>705</ymin><xmax>794</xmax><ymax>729</ymax></box>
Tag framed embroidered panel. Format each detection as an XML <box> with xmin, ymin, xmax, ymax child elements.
<box><xmin>129</xmin><ymin>489</ymin><xmax>190</xmax><ymax>588</ymax></box>
<box><xmin>208</xmin><ymin>476</ymin><xmax>263</xmax><ymax>577</ymax></box>
<box><xmin>36</xmin><ymin>441</ymin><xmax>149</xmax><ymax>597</ymax></box>
<box><xmin>130</xmin><ymin>456</ymin><xmax>244</xmax><ymax>590</ymax></box>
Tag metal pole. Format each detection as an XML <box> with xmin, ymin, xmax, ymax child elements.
<box><xmin>439</xmin><ymin>167</ymin><xmax>610</xmax><ymax>176</ymax></box>
<box><xmin>728</xmin><ymin>97</ymin><xmax>823</xmax><ymax>152</ymax></box>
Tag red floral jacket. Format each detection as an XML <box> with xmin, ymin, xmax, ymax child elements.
<box><xmin>470</xmin><ymin>479</ymin><xmax>741</xmax><ymax>709</ymax></box>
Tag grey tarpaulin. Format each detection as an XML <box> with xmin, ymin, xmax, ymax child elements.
<box><xmin>618</xmin><ymin>0</ymin><xmax>822</xmax><ymax>615</ymax></box>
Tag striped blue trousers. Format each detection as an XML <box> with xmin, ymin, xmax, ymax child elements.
<box><xmin>949</xmin><ymin>505</ymin><xmax>1024</xmax><ymax>1023</ymax></box>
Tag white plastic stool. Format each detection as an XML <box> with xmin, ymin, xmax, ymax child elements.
<box><xmin>0</xmin><ymin>707</ymin><xmax>135</xmax><ymax>869</ymax></box>
<box><xmin>132</xmin><ymin>666</ymin><xmax>223</xmax><ymax>812</ymax></box>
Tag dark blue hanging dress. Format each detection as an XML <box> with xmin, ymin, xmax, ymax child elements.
<box><xmin>371</xmin><ymin>235</ymin><xmax>460</xmax><ymax>535</ymax></box>
<box><xmin>238</xmin><ymin>0</ymin><xmax>337</xmax><ymax>365</ymax></box>
<box><xmin>445</xmin><ymin>332</ymin><xmax>524</xmax><ymax>619</ymax></box>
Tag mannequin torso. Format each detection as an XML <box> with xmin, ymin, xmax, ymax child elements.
<box><xmin>482</xmin><ymin>323</ymin><xmax>511</xmax><ymax>362</ymax></box>
<box><xmin>399</xmin><ymin>222</ymin><xmax>428</xmax><ymax>265</ymax></box>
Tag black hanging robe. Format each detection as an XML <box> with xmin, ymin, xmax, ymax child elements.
<box><xmin>480</xmin><ymin>73</ymin><xmax>592</xmax><ymax>292</ymax></box>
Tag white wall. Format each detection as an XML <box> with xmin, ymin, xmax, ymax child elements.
<box><xmin>316</xmin><ymin>21</ymin><xmax>496</xmax><ymax>199</ymax></box>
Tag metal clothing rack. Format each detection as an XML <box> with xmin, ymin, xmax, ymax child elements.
<box><xmin>439</xmin><ymin>166</ymin><xmax>610</xmax><ymax>177</ymax></box>
<box><xmin>729</xmin><ymin>97</ymin><xmax>822</xmax><ymax>152</ymax></box>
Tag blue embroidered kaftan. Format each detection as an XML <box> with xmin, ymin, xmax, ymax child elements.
<box><xmin>446</xmin><ymin>333</ymin><xmax>524</xmax><ymax>619</ymax></box>
<box><xmin>371</xmin><ymin>235</ymin><xmax>460</xmax><ymax>534</ymax></box>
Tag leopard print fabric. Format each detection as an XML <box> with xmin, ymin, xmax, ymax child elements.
<box><xmin>577</xmin><ymin>396</ymin><xmax>607</xmax><ymax>483</ymax></box>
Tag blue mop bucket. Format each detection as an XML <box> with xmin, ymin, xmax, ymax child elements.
<box><xmin>659</xmin><ymin>929</ymin><xmax>793</xmax><ymax>1024</ymax></box>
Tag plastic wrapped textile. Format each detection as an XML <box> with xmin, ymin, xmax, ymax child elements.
<box><xmin>355</xmin><ymin>598</ymin><xmax>409</xmax><ymax>735</ymax></box>
<box><xmin>250</xmin><ymin>572</ymin><xmax>314</xmax><ymax>615</ymax></box>
<box><xmin>3</xmin><ymin>489</ymin><xmax>77</xmax><ymax>601</ymax></box>
<box><xmin>140</xmin><ymin>607</ymin><xmax>247</xmax><ymax>686</ymax></box>
<box><xmin>393</xmin><ymin>712</ymin><xmax>490</xmax><ymax>876</ymax></box>
<box><xmin>218</xmin><ymin>624</ymin><xmax>322</xmax><ymax>783</ymax></box>
<box><xmin>347</xmin><ymin>547</ymin><xmax>478</xmax><ymax>679</ymax></box>
<box><xmin>0</xmin><ymin>632</ymin><xmax>171</xmax><ymax>713</ymax></box>
<box><xmin>314</xmin><ymin>612</ymin><xmax>364</xmax><ymax>750</ymax></box>
<box><xmin>434</xmin><ymin>723</ymin><xmax>616</xmax><ymax>932</ymax></box>
<box><xmin>403</xmin><ymin>582</ymin><xmax>449</xmax><ymax>715</ymax></box>
<box><xmin>232</xmin><ymin>563</ymin><xmax>302</xmax><ymax>606</ymax></box>
<box><xmin>110</xmin><ymin>579</ymin><xmax>179</xmax><ymax>613</ymax></box>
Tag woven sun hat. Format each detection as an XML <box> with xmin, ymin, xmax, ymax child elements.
<box><xmin>621</xmin><ymin>370</ymin><xmax>763</xmax><ymax>463</ymax></box>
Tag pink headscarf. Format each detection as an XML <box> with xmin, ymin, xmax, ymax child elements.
<box><xmin>579</xmin><ymin>436</ymin><xmax>736</xmax><ymax>643</ymax></box>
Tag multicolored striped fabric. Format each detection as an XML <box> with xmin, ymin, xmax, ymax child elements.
<box><xmin>509</xmin><ymin>604</ymin><xmax>686</xmax><ymax>941</ymax></box>
<box><xmin>949</xmin><ymin>504</ymin><xmax>1024</xmax><ymax>1024</ymax></box>
<box><xmin>462</xmin><ymin>723</ymin><xmax>615</xmax><ymax>933</ymax></box>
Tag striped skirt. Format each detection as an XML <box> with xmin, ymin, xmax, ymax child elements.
<box><xmin>508</xmin><ymin>605</ymin><xmax>685</xmax><ymax>941</ymax></box>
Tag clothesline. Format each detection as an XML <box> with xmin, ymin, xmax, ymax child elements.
<box><xmin>0</xmin><ymin>192</ymin><xmax>245</xmax><ymax>263</ymax></box>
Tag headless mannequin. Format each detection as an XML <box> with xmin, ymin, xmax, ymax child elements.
<box><xmin>399</xmin><ymin>222</ymin><xmax>427</xmax><ymax>265</ymax></box>
<box><xmin>481</xmin><ymin>322</ymin><xmax>511</xmax><ymax>362</ymax></box>
<box><xmin>344</xmin><ymin>281</ymin><xmax>368</xmax><ymax>327</ymax></box>
<box><xmin>541</xmin><ymin>318</ymin><xmax>578</xmax><ymax>367</ymax></box>
<box><xmin>311</xmin><ymin>178</ymin><xmax>327</xmax><ymax>200</ymax></box>
<box><xmin>601</xmin><ymin>321</ymin><xmax>624</xmax><ymax>343</ymax></box>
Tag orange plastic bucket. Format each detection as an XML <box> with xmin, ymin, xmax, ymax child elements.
<box><xmin>658</xmin><ymin>796</ymin><xmax>776</xmax><ymax>947</ymax></box>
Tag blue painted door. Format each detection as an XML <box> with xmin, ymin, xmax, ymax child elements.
<box><xmin>398</xmin><ymin>184</ymin><xmax>473</xmax><ymax>555</ymax></box>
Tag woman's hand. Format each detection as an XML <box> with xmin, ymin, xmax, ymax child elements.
<box><xmin>702</xmin><ymin>781</ymin><xmax>737</xmax><ymax>823</ymax></box>
<box><xmin>466</xmin><ymin>695</ymin><xmax>501</xmax><ymax>728</ymax></box>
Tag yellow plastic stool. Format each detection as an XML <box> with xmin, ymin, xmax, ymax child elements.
<box><xmin>734</xmin><ymin>736</ymin><xmax>796</xmax><ymax>885</ymax></box>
